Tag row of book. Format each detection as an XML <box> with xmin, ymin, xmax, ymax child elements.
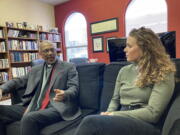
<box><xmin>0</xmin><ymin>59</ymin><xmax>9</xmax><ymax>68</ymax></box>
<box><xmin>8</xmin><ymin>30</ymin><xmax>37</xmax><ymax>38</ymax></box>
<box><xmin>10</xmin><ymin>52</ymin><xmax>38</xmax><ymax>62</ymax></box>
<box><xmin>0</xmin><ymin>41</ymin><xmax>6</xmax><ymax>52</ymax></box>
<box><xmin>0</xmin><ymin>72</ymin><xmax>8</xmax><ymax>82</ymax></box>
<box><xmin>0</xmin><ymin>29</ymin><xmax>4</xmax><ymax>38</ymax></box>
<box><xmin>39</xmin><ymin>33</ymin><xmax>61</xmax><ymax>42</ymax></box>
<box><xmin>8</xmin><ymin>40</ymin><xmax>38</xmax><ymax>50</ymax></box>
<box><xmin>12</xmin><ymin>66</ymin><xmax>31</xmax><ymax>78</ymax></box>
<box><xmin>52</xmin><ymin>42</ymin><xmax>61</xmax><ymax>51</ymax></box>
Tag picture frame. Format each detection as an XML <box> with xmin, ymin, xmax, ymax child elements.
<box><xmin>17</xmin><ymin>23</ymin><xmax>23</xmax><ymax>29</ymax></box>
<box><xmin>37</xmin><ymin>25</ymin><xmax>43</xmax><ymax>31</ymax></box>
<box><xmin>92</xmin><ymin>36</ymin><xmax>104</xmax><ymax>52</ymax></box>
<box><xmin>90</xmin><ymin>18</ymin><xmax>118</xmax><ymax>35</ymax></box>
<box><xmin>106</xmin><ymin>37</ymin><xmax>117</xmax><ymax>52</ymax></box>
<box><xmin>5</xmin><ymin>22</ymin><xmax>14</xmax><ymax>27</ymax></box>
<box><xmin>23</xmin><ymin>22</ymin><xmax>28</xmax><ymax>29</ymax></box>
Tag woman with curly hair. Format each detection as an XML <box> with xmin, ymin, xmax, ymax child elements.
<box><xmin>74</xmin><ymin>27</ymin><xmax>176</xmax><ymax>135</ymax></box>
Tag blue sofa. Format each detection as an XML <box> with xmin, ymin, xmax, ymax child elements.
<box><xmin>5</xmin><ymin>59</ymin><xmax>180</xmax><ymax>135</ymax></box>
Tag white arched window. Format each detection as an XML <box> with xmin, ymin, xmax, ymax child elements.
<box><xmin>64</xmin><ymin>12</ymin><xmax>88</xmax><ymax>61</ymax></box>
<box><xmin>125</xmin><ymin>0</ymin><xmax>167</xmax><ymax>36</ymax></box>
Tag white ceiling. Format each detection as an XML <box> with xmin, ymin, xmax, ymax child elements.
<box><xmin>39</xmin><ymin>0</ymin><xmax>70</xmax><ymax>5</ymax></box>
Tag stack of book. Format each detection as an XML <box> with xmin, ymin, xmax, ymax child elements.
<box><xmin>0</xmin><ymin>72</ymin><xmax>8</xmax><ymax>82</ymax></box>
<box><xmin>0</xmin><ymin>41</ymin><xmax>6</xmax><ymax>52</ymax></box>
<box><xmin>12</xmin><ymin>66</ymin><xmax>31</xmax><ymax>78</ymax></box>
<box><xmin>0</xmin><ymin>59</ymin><xmax>9</xmax><ymax>68</ymax></box>
<box><xmin>0</xmin><ymin>29</ymin><xmax>4</xmax><ymax>38</ymax></box>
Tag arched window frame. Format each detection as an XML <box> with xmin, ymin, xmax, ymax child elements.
<box><xmin>64</xmin><ymin>12</ymin><xmax>88</xmax><ymax>61</ymax></box>
<box><xmin>125</xmin><ymin>0</ymin><xmax>168</xmax><ymax>36</ymax></box>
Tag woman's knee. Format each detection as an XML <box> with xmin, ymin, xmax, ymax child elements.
<box><xmin>75</xmin><ymin>115</ymin><xmax>109</xmax><ymax>135</ymax></box>
<box><xmin>82</xmin><ymin>115</ymin><xmax>102</xmax><ymax>125</ymax></box>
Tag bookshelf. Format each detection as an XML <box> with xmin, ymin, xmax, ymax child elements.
<box><xmin>6</xmin><ymin>27</ymin><xmax>39</xmax><ymax>79</ymax></box>
<box><xmin>0</xmin><ymin>26</ymin><xmax>9</xmax><ymax>84</ymax></box>
<box><xmin>0</xmin><ymin>26</ymin><xmax>62</xmax><ymax>101</ymax></box>
<box><xmin>0</xmin><ymin>26</ymin><xmax>10</xmax><ymax>101</ymax></box>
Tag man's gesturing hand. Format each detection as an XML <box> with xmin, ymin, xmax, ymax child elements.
<box><xmin>53</xmin><ymin>89</ymin><xmax>65</xmax><ymax>102</ymax></box>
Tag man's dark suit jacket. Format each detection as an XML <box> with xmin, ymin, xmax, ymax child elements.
<box><xmin>0</xmin><ymin>60</ymin><xmax>81</xmax><ymax>121</ymax></box>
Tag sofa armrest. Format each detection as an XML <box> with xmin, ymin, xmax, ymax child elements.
<box><xmin>162</xmin><ymin>59</ymin><xmax>180</xmax><ymax>135</ymax></box>
<box><xmin>162</xmin><ymin>91</ymin><xmax>180</xmax><ymax>135</ymax></box>
<box><xmin>10</xmin><ymin>87</ymin><xmax>25</xmax><ymax>105</ymax></box>
<box><xmin>168</xmin><ymin>120</ymin><xmax>180</xmax><ymax>135</ymax></box>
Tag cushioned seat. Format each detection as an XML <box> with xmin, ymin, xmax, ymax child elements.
<box><xmin>5</xmin><ymin>59</ymin><xmax>180</xmax><ymax>135</ymax></box>
<box><xmin>6</xmin><ymin>62</ymin><xmax>105</xmax><ymax>135</ymax></box>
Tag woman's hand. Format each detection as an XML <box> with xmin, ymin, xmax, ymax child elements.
<box><xmin>100</xmin><ymin>112</ymin><xmax>113</xmax><ymax>116</ymax></box>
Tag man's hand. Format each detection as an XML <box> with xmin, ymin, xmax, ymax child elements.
<box><xmin>53</xmin><ymin>89</ymin><xmax>65</xmax><ymax>102</ymax></box>
<box><xmin>0</xmin><ymin>89</ymin><xmax>3</xmax><ymax>100</ymax></box>
<box><xmin>100</xmin><ymin>112</ymin><xmax>113</xmax><ymax>116</ymax></box>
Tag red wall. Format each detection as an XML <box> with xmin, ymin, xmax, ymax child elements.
<box><xmin>167</xmin><ymin>0</ymin><xmax>180</xmax><ymax>58</ymax></box>
<box><xmin>55</xmin><ymin>0</ymin><xmax>180</xmax><ymax>63</ymax></box>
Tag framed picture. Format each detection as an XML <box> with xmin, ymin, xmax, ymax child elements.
<box><xmin>23</xmin><ymin>22</ymin><xmax>28</xmax><ymax>29</ymax></box>
<box><xmin>37</xmin><ymin>25</ymin><xmax>43</xmax><ymax>31</ymax></box>
<box><xmin>90</xmin><ymin>18</ymin><xmax>118</xmax><ymax>35</ymax></box>
<box><xmin>17</xmin><ymin>23</ymin><xmax>23</xmax><ymax>29</ymax></box>
<box><xmin>92</xmin><ymin>36</ymin><xmax>104</xmax><ymax>52</ymax></box>
<box><xmin>5</xmin><ymin>22</ymin><xmax>14</xmax><ymax>27</ymax></box>
<box><xmin>106</xmin><ymin>37</ymin><xmax>117</xmax><ymax>52</ymax></box>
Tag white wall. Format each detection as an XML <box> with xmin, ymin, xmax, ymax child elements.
<box><xmin>0</xmin><ymin>0</ymin><xmax>55</xmax><ymax>31</ymax></box>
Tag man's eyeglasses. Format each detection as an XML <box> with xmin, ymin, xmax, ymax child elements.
<box><xmin>42</xmin><ymin>48</ymin><xmax>56</xmax><ymax>54</ymax></box>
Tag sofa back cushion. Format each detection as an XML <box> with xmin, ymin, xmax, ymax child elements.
<box><xmin>100</xmin><ymin>62</ymin><xmax>130</xmax><ymax>112</ymax></box>
<box><xmin>69</xmin><ymin>58</ymin><xmax>88</xmax><ymax>65</ymax></box>
<box><xmin>76</xmin><ymin>63</ymin><xmax>105</xmax><ymax>111</ymax></box>
<box><xmin>172</xmin><ymin>58</ymin><xmax>180</xmax><ymax>95</ymax></box>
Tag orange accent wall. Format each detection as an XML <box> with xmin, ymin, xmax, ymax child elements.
<box><xmin>55</xmin><ymin>0</ymin><xmax>180</xmax><ymax>63</ymax></box>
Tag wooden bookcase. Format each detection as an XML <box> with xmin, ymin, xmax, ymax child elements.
<box><xmin>0</xmin><ymin>26</ymin><xmax>62</xmax><ymax>101</ymax></box>
<box><xmin>0</xmin><ymin>26</ymin><xmax>11</xmax><ymax>101</ymax></box>
<box><xmin>0</xmin><ymin>26</ymin><xmax>9</xmax><ymax>84</ymax></box>
<box><xmin>6</xmin><ymin>27</ymin><xmax>39</xmax><ymax>79</ymax></box>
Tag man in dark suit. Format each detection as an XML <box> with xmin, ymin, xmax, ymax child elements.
<box><xmin>0</xmin><ymin>40</ymin><xmax>81</xmax><ymax>135</ymax></box>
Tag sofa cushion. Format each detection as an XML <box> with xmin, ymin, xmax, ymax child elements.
<box><xmin>76</xmin><ymin>63</ymin><xmax>105</xmax><ymax>110</ymax></box>
<box><xmin>6</xmin><ymin>121</ymin><xmax>20</xmax><ymax>135</ymax></box>
<box><xmin>40</xmin><ymin>109</ymin><xmax>94</xmax><ymax>135</ymax></box>
<box><xmin>100</xmin><ymin>62</ymin><xmax>129</xmax><ymax>112</ymax></box>
<box><xmin>168</xmin><ymin>119</ymin><xmax>180</xmax><ymax>135</ymax></box>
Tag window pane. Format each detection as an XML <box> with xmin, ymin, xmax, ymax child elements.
<box><xmin>65</xmin><ymin>12</ymin><xmax>88</xmax><ymax>61</ymax></box>
<box><xmin>65</xmin><ymin>13</ymin><xmax>87</xmax><ymax>47</ymax></box>
<box><xmin>66</xmin><ymin>47</ymin><xmax>88</xmax><ymax>61</ymax></box>
<box><xmin>125</xmin><ymin>0</ymin><xmax>167</xmax><ymax>36</ymax></box>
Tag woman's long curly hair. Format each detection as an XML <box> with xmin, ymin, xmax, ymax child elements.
<box><xmin>129</xmin><ymin>27</ymin><xmax>176</xmax><ymax>87</ymax></box>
